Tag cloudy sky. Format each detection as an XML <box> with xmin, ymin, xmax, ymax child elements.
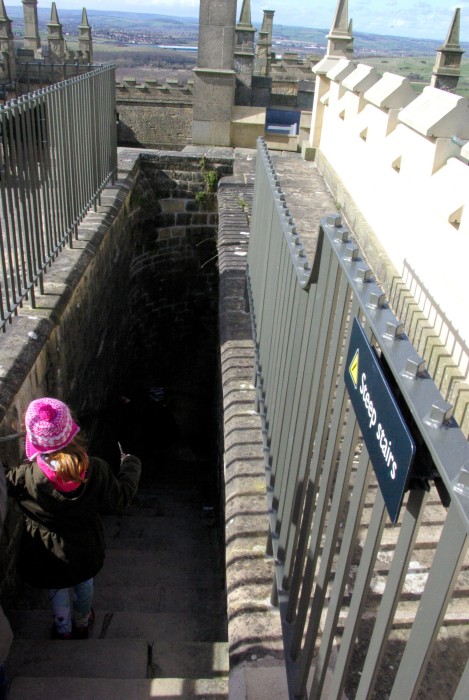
<box><xmin>6</xmin><ymin>1</ymin><xmax>469</xmax><ymax>42</ymax></box>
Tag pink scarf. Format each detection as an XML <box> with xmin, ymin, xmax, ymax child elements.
<box><xmin>36</xmin><ymin>454</ymin><xmax>84</xmax><ymax>493</ymax></box>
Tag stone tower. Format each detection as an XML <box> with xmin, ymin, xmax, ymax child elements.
<box><xmin>79</xmin><ymin>8</ymin><xmax>93</xmax><ymax>65</ymax></box>
<box><xmin>48</xmin><ymin>3</ymin><xmax>66</xmax><ymax>63</ymax></box>
<box><xmin>0</xmin><ymin>0</ymin><xmax>15</xmax><ymax>83</ymax></box>
<box><xmin>326</xmin><ymin>0</ymin><xmax>353</xmax><ymax>58</ymax></box>
<box><xmin>234</xmin><ymin>0</ymin><xmax>256</xmax><ymax>105</ymax></box>
<box><xmin>22</xmin><ymin>0</ymin><xmax>41</xmax><ymax>57</ymax></box>
<box><xmin>192</xmin><ymin>0</ymin><xmax>237</xmax><ymax>146</ymax></box>
<box><xmin>431</xmin><ymin>8</ymin><xmax>464</xmax><ymax>92</ymax></box>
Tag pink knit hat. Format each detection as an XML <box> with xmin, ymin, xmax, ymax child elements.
<box><xmin>25</xmin><ymin>398</ymin><xmax>80</xmax><ymax>459</ymax></box>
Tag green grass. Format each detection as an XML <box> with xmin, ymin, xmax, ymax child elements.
<box><xmin>69</xmin><ymin>37</ymin><xmax>469</xmax><ymax>97</ymax></box>
<box><xmin>358</xmin><ymin>55</ymin><xmax>469</xmax><ymax>97</ymax></box>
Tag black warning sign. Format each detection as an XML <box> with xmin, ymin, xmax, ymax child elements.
<box><xmin>345</xmin><ymin>317</ymin><xmax>416</xmax><ymax>523</ymax></box>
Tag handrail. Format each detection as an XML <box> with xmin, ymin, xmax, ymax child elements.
<box><xmin>0</xmin><ymin>65</ymin><xmax>117</xmax><ymax>331</ymax></box>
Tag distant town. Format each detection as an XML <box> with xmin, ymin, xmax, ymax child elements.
<box><xmin>6</xmin><ymin>5</ymin><xmax>469</xmax><ymax>58</ymax></box>
<box><xmin>4</xmin><ymin>5</ymin><xmax>469</xmax><ymax>90</ymax></box>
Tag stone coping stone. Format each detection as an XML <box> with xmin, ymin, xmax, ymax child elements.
<box><xmin>217</xmin><ymin>166</ymin><xmax>285</xmax><ymax>681</ymax></box>
<box><xmin>6</xmin><ymin>638</ymin><xmax>148</xmax><ymax>679</ymax></box>
<box><xmin>9</xmin><ymin>676</ymin><xmax>228</xmax><ymax>700</ymax></box>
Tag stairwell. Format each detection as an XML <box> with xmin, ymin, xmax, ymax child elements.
<box><xmin>4</xmin><ymin>444</ymin><xmax>229</xmax><ymax>699</ymax></box>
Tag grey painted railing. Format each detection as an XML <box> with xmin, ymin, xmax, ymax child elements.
<box><xmin>0</xmin><ymin>65</ymin><xmax>117</xmax><ymax>331</ymax></box>
<box><xmin>14</xmin><ymin>63</ymin><xmax>103</xmax><ymax>97</ymax></box>
<box><xmin>246</xmin><ymin>138</ymin><xmax>469</xmax><ymax>699</ymax></box>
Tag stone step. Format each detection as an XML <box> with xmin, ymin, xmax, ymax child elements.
<box><xmin>10</xmin><ymin>583</ymin><xmax>225</xmax><ymax>615</ymax></box>
<box><xmin>4</xmin><ymin>450</ymin><xmax>228</xmax><ymax>696</ymax></box>
<box><xmin>103</xmin><ymin>513</ymin><xmax>219</xmax><ymax>550</ymax></box>
<box><xmin>8</xmin><ymin>676</ymin><xmax>228</xmax><ymax>700</ymax></box>
<box><xmin>8</xmin><ymin>609</ymin><xmax>227</xmax><ymax>643</ymax></box>
<box><xmin>6</xmin><ymin>638</ymin><xmax>149</xmax><ymax>680</ymax></box>
<box><xmin>6</xmin><ymin>638</ymin><xmax>228</xmax><ymax>682</ymax></box>
<box><xmin>105</xmin><ymin>506</ymin><xmax>214</xmax><ymax>526</ymax></box>
<box><xmin>150</xmin><ymin>641</ymin><xmax>229</xmax><ymax>679</ymax></box>
<box><xmin>113</xmin><ymin>494</ymin><xmax>218</xmax><ymax>519</ymax></box>
<box><xmin>98</xmin><ymin>548</ymin><xmax>221</xmax><ymax>587</ymax></box>
<box><xmin>103</xmin><ymin>533</ymin><xmax>220</xmax><ymax>555</ymax></box>
<box><xmin>95</xmin><ymin>583</ymin><xmax>225</xmax><ymax>614</ymax></box>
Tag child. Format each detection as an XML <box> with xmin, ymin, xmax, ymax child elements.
<box><xmin>0</xmin><ymin>467</ymin><xmax>13</xmax><ymax>697</ymax></box>
<box><xmin>6</xmin><ymin>397</ymin><xmax>141</xmax><ymax>639</ymax></box>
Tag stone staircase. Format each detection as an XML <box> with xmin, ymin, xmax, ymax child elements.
<box><xmin>4</xmin><ymin>447</ymin><xmax>229</xmax><ymax>699</ymax></box>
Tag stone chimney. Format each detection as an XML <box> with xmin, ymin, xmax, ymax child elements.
<box><xmin>262</xmin><ymin>9</ymin><xmax>275</xmax><ymax>61</ymax></box>
<box><xmin>254</xmin><ymin>30</ymin><xmax>270</xmax><ymax>77</ymax></box>
<box><xmin>234</xmin><ymin>0</ymin><xmax>256</xmax><ymax>105</ymax></box>
<box><xmin>22</xmin><ymin>0</ymin><xmax>41</xmax><ymax>57</ymax></box>
<box><xmin>236</xmin><ymin>0</ymin><xmax>255</xmax><ymax>54</ymax></box>
<box><xmin>79</xmin><ymin>8</ymin><xmax>93</xmax><ymax>65</ymax></box>
<box><xmin>192</xmin><ymin>0</ymin><xmax>237</xmax><ymax>146</ymax></box>
<box><xmin>326</xmin><ymin>0</ymin><xmax>353</xmax><ymax>58</ymax></box>
<box><xmin>431</xmin><ymin>8</ymin><xmax>464</xmax><ymax>92</ymax></box>
<box><xmin>48</xmin><ymin>3</ymin><xmax>66</xmax><ymax>63</ymax></box>
<box><xmin>0</xmin><ymin>0</ymin><xmax>15</xmax><ymax>83</ymax></box>
<box><xmin>254</xmin><ymin>10</ymin><xmax>275</xmax><ymax>77</ymax></box>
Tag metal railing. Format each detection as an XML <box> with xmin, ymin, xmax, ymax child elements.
<box><xmin>15</xmin><ymin>63</ymin><xmax>102</xmax><ymax>97</ymax></box>
<box><xmin>0</xmin><ymin>64</ymin><xmax>104</xmax><ymax>103</ymax></box>
<box><xmin>246</xmin><ymin>138</ymin><xmax>469</xmax><ymax>699</ymax></box>
<box><xmin>0</xmin><ymin>65</ymin><xmax>117</xmax><ymax>331</ymax></box>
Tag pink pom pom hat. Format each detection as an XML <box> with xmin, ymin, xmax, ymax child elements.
<box><xmin>25</xmin><ymin>398</ymin><xmax>80</xmax><ymax>459</ymax></box>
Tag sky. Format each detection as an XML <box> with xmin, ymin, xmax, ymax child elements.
<box><xmin>5</xmin><ymin>1</ymin><xmax>469</xmax><ymax>43</ymax></box>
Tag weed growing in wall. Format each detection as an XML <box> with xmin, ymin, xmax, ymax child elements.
<box><xmin>195</xmin><ymin>157</ymin><xmax>219</xmax><ymax>206</ymax></box>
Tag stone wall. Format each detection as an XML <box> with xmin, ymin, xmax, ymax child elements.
<box><xmin>114</xmin><ymin>66</ymin><xmax>315</xmax><ymax>150</ymax></box>
<box><xmin>217</xmin><ymin>171</ymin><xmax>286</xmax><ymax>695</ymax></box>
<box><xmin>0</xmin><ymin>152</ymin><xmax>140</xmax><ymax>589</ymax></box>
<box><xmin>116</xmin><ymin>80</ymin><xmax>195</xmax><ymax>149</ymax></box>
<box><xmin>122</xmin><ymin>150</ymin><xmax>232</xmax><ymax>448</ymax></box>
<box><xmin>117</xmin><ymin>103</ymin><xmax>193</xmax><ymax>149</ymax></box>
<box><xmin>0</xmin><ymin>147</ymin><xmax>233</xmax><ymax>587</ymax></box>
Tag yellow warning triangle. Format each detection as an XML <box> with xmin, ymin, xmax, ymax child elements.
<box><xmin>349</xmin><ymin>349</ymin><xmax>359</xmax><ymax>389</ymax></box>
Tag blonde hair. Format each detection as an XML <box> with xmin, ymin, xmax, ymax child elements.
<box><xmin>43</xmin><ymin>437</ymin><xmax>89</xmax><ymax>484</ymax></box>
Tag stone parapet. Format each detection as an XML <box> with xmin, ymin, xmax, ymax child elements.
<box><xmin>117</xmin><ymin>96</ymin><xmax>194</xmax><ymax>149</ymax></box>
<box><xmin>116</xmin><ymin>78</ymin><xmax>194</xmax><ymax>104</ymax></box>
<box><xmin>217</xmin><ymin>166</ymin><xmax>286</xmax><ymax>696</ymax></box>
<box><xmin>399</xmin><ymin>85</ymin><xmax>469</xmax><ymax>138</ymax></box>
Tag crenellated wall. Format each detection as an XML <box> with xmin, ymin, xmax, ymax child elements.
<box><xmin>308</xmin><ymin>57</ymin><xmax>469</xmax><ymax>432</ymax></box>
<box><xmin>116</xmin><ymin>79</ymin><xmax>195</xmax><ymax>149</ymax></box>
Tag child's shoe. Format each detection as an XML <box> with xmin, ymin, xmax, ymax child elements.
<box><xmin>51</xmin><ymin>625</ymin><xmax>72</xmax><ymax>640</ymax></box>
<box><xmin>72</xmin><ymin>608</ymin><xmax>95</xmax><ymax>639</ymax></box>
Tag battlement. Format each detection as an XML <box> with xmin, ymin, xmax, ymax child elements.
<box><xmin>310</xmin><ymin>56</ymin><xmax>469</xmax><ymax>399</ymax></box>
<box><xmin>270</xmin><ymin>52</ymin><xmax>320</xmax><ymax>82</ymax></box>
<box><xmin>116</xmin><ymin>77</ymin><xmax>195</xmax><ymax>104</ymax></box>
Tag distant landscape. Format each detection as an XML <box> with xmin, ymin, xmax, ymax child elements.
<box><xmin>6</xmin><ymin>6</ymin><xmax>469</xmax><ymax>95</ymax></box>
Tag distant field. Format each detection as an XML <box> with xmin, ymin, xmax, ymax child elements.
<box><xmin>358</xmin><ymin>55</ymin><xmax>469</xmax><ymax>97</ymax></box>
<box><xmin>68</xmin><ymin>41</ymin><xmax>197</xmax><ymax>82</ymax></box>
<box><xmin>68</xmin><ymin>38</ymin><xmax>469</xmax><ymax>96</ymax></box>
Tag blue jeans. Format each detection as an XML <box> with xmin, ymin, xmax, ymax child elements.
<box><xmin>48</xmin><ymin>578</ymin><xmax>94</xmax><ymax>636</ymax></box>
<box><xmin>0</xmin><ymin>665</ymin><xmax>8</xmax><ymax>699</ymax></box>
